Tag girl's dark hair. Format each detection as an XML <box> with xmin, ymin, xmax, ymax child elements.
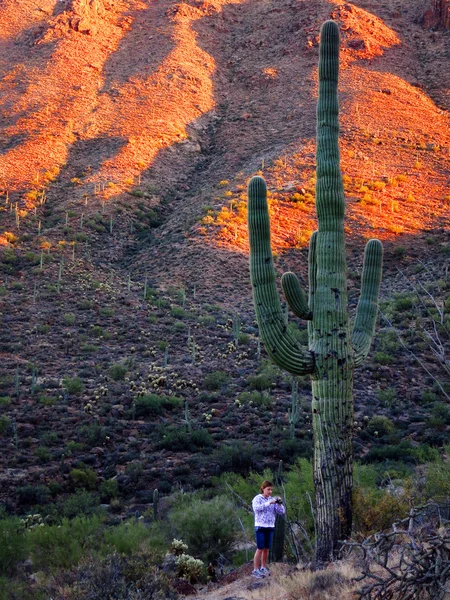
<box><xmin>260</xmin><ymin>480</ymin><xmax>274</xmax><ymax>493</ymax></box>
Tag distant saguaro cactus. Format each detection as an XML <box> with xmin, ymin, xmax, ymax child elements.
<box><xmin>247</xmin><ymin>21</ymin><xmax>383</xmax><ymax>562</ymax></box>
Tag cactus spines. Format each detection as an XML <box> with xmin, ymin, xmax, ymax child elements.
<box><xmin>247</xmin><ymin>21</ymin><xmax>383</xmax><ymax>562</ymax></box>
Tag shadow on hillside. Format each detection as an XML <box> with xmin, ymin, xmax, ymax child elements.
<box><xmin>99</xmin><ymin>3</ymin><xmax>175</xmax><ymax>93</ymax></box>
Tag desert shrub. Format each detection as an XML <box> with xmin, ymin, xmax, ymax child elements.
<box><xmin>35</xmin><ymin>447</ymin><xmax>51</xmax><ymax>463</ymax></box>
<box><xmin>63</xmin><ymin>313</ymin><xmax>76</xmax><ymax>326</ymax></box>
<box><xmin>28</xmin><ymin>514</ymin><xmax>103</xmax><ymax>570</ymax></box>
<box><xmin>364</xmin><ymin>443</ymin><xmax>415</xmax><ymax>464</ymax></box>
<box><xmin>203</xmin><ymin>371</ymin><xmax>229</xmax><ymax>391</ymax></box>
<box><xmin>190</xmin><ymin>429</ymin><xmax>213</xmax><ymax>448</ymax></box>
<box><xmin>372</xmin><ymin>351</ymin><xmax>394</xmax><ymax>365</ymax></box>
<box><xmin>125</xmin><ymin>462</ymin><xmax>143</xmax><ymax>483</ymax></box>
<box><xmin>425</xmin><ymin>402</ymin><xmax>450</xmax><ymax>430</ymax></box>
<box><xmin>17</xmin><ymin>485</ymin><xmax>50</xmax><ymax>507</ymax></box>
<box><xmin>62</xmin><ymin>376</ymin><xmax>84</xmax><ymax>395</ymax></box>
<box><xmin>78</xmin><ymin>423</ymin><xmax>106</xmax><ymax>447</ymax></box>
<box><xmin>419</xmin><ymin>447</ymin><xmax>450</xmax><ymax>501</ymax></box>
<box><xmin>108</xmin><ymin>363</ymin><xmax>127</xmax><ymax>381</ymax></box>
<box><xmin>102</xmin><ymin>520</ymin><xmax>156</xmax><ymax>555</ymax></box>
<box><xmin>279</xmin><ymin>438</ymin><xmax>313</xmax><ymax>462</ymax></box>
<box><xmin>135</xmin><ymin>394</ymin><xmax>182</xmax><ymax>417</ymax></box>
<box><xmin>247</xmin><ymin>372</ymin><xmax>273</xmax><ymax>390</ymax></box>
<box><xmin>156</xmin><ymin>426</ymin><xmax>211</xmax><ymax>452</ymax></box>
<box><xmin>0</xmin><ymin>517</ymin><xmax>29</xmax><ymax>576</ymax></box>
<box><xmin>99</xmin><ymin>479</ymin><xmax>119</xmax><ymax>503</ymax></box>
<box><xmin>169</xmin><ymin>495</ymin><xmax>238</xmax><ymax>561</ymax></box>
<box><xmin>70</xmin><ymin>468</ymin><xmax>98</xmax><ymax>491</ymax></box>
<box><xmin>213</xmin><ymin>441</ymin><xmax>258</xmax><ymax>475</ymax></box>
<box><xmin>237</xmin><ymin>390</ymin><xmax>272</xmax><ymax>408</ymax></box>
<box><xmin>59</xmin><ymin>490</ymin><xmax>102</xmax><ymax>519</ymax></box>
<box><xmin>73</xmin><ymin>552</ymin><xmax>177</xmax><ymax>600</ymax></box>
<box><xmin>366</xmin><ymin>416</ymin><xmax>395</xmax><ymax>437</ymax></box>
<box><xmin>376</xmin><ymin>387</ymin><xmax>397</xmax><ymax>407</ymax></box>
<box><xmin>0</xmin><ymin>416</ymin><xmax>10</xmax><ymax>436</ymax></box>
<box><xmin>198</xmin><ymin>315</ymin><xmax>216</xmax><ymax>327</ymax></box>
<box><xmin>353</xmin><ymin>487</ymin><xmax>409</xmax><ymax>535</ymax></box>
<box><xmin>394</xmin><ymin>294</ymin><xmax>414</xmax><ymax>311</ymax></box>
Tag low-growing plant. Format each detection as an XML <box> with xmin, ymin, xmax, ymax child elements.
<box><xmin>62</xmin><ymin>376</ymin><xmax>84</xmax><ymax>395</ymax></box>
<box><xmin>108</xmin><ymin>363</ymin><xmax>127</xmax><ymax>381</ymax></box>
<box><xmin>134</xmin><ymin>394</ymin><xmax>183</xmax><ymax>417</ymax></box>
<box><xmin>203</xmin><ymin>370</ymin><xmax>229</xmax><ymax>391</ymax></box>
<box><xmin>169</xmin><ymin>495</ymin><xmax>238</xmax><ymax>561</ymax></box>
<box><xmin>70</xmin><ymin>468</ymin><xmax>98</xmax><ymax>490</ymax></box>
<box><xmin>366</xmin><ymin>416</ymin><xmax>395</xmax><ymax>437</ymax></box>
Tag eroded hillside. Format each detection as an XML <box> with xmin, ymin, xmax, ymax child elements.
<box><xmin>0</xmin><ymin>0</ymin><xmax>449</xmax><ymax>510</ymax></box>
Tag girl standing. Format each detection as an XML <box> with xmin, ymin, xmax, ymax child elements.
<box><xmin>252</xmin><ymin>480</ymin><xmax>285</xmax><ymax>578</ymax></box>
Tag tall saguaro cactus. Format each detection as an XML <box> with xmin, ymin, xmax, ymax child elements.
<box><xmin>248</xmin><ymin>21</ymin><xmax>383</xmax><ymax>562</ymax></box>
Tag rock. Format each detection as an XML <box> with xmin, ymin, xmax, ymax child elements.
<box><xmin>173</xmin><ymin>578</ymin><xmax>197</xmax><ymax>595</ymax></box>
<box><xmin>422</xmin><ymin>0</ymin><xmax>450</xmax><ymax>29</ymax></box>
<box><xmin>161</xmin><ymin>553</ymin><xmax>177</xmax><ymax>574</ymax></box>
<box><xmin>69</xmin><ymin>0</ymin><xmax>106</xmax><ymax>34</ymax></box>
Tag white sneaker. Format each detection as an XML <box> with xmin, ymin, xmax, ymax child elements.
<box><xmin>260</xmin><ymin>567</ymin><xmax>270</xmax><ymax>575</ymax></box>
<box><xmin>252</xmin><ymin>569</ymin><xmax>264</xmax><ymax>578</ymax></box>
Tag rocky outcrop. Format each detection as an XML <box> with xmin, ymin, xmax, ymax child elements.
<box><xmin>422</xmin><ymin>0</ymin><xmax>450</xmax><ymax>29</ymax></box>
<box><xmin>70</xmin><ymin>0</ymin><xmax>107</xmax><ymax>34</ymax></box>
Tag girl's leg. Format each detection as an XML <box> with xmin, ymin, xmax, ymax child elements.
<box><xmin>253</xmin><ymin>548</ymin><xmax>263</xmax><ymax>570</ymax></box>
<box><xmin>261</xmin><ymin>548</ymin><xmax>270</xmax><ymax>568</ymax></box>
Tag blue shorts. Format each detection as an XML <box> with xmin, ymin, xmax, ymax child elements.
<box><xmin>255</xmin><ymin>526</ymin><xmax>274</xmax><ymax>550</ymax></box>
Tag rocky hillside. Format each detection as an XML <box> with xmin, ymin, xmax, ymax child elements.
<box><xmin>0</xmin><ymin>0</ymin><xmax>449</xmax><ymax>511</ymax></box>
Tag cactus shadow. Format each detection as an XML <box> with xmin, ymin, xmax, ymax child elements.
<box><xmin>99</xmin><ymin>4</ymin><xmax>175</xmax><ymax>93</ymax></box>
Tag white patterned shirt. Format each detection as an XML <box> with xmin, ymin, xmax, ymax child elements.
<box><xmin>252</xmin><ymin>494</ymin><xmax>286</xmax><ymax>527</ymax></box>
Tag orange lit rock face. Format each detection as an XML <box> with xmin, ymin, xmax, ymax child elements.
<box><xmin>0</xmin><ymin>0</ymin><xmax>448</xmax><ymax>288</ymax></box>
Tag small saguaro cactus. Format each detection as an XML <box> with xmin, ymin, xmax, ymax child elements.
<box><xmin>247</xmin><ymin>21</ymin><xmax>383</xmax><ymax>562</ymax></box>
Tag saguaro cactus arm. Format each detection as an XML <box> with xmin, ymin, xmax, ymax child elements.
<box><xmin>352</xmin><ymin>239</ymin><xmax>383</xmax><ymax>367</ymax></box>
<box><xmin>248</xmin><ymin>176</ymin><xmax>314</xmax><ymax>375</ymax></box>
<box><xmin>281</xmin><ymin>272</ymin><xmax>313</xmax><ymax>320</ymax></box>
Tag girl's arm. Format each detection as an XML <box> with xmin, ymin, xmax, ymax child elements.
<box><xmin>252</xmin><ymin>495</ymin><xmax>273</xmax><ymax>513</ymax></box>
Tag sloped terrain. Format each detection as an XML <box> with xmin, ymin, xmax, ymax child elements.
<box><xmin>0</xmin><ymin>0</ymin><xmax>449</xmax><ymax>514</ymax></box>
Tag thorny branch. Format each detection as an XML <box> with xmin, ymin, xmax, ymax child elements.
<box><xmin>345</xmin><ymin>503</ymin><xmax>450</xmax><ymax>599</ymax></box>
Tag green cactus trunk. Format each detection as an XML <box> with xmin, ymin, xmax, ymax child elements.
<box><xmin>247</xmin><ymin>21</ymin><xmax>383</xmax><ymax>563</ymax></box>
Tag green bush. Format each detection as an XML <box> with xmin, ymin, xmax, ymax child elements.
<box><xmin>0</xmin><ymin>517</ymin><xmax>29</xmax><ymax>576</ymax></box>
<box><xmin>102</xmin><ymin>520</ymin><xmax>155</xmax><ymax>555</ymax></box>
<box><xmin>0</xmin><ymin>416</ymin><xmax>9</xmax><ymax>436</ymax></box>
<box><xmin>109</xmin><ymin>363</ymin><xmax>127</xmax><ymax>381</ymax></box>
<box><xmin>63</xmin><ymin>313</ymin><xmax>76</xmax><ymax>326</ymax></box>
<box><xmin>35</xmin><ymin>447</ymin><xmax>51</xmax><ymax>463</ymax></box>
<box><xmin>169</xmin><ymin>495</ymin><xmax>238</xmax><ymax>561</ymax></box>
<box><xmin>247</xmin><ymin>372</ymin><xmax>273</xmax><ymax>390</ymax></box>
<box><xmin>213</xmin><ymin>441</ymin><xmax>257</xmax><ymax>475</ymax></box>
<box><xmin>70</xmin><ymin>468</ymin><xmax>98</xmax><ymax>490</ymax></box>
<box><xmin>29</xmin><ymin>515</ymin><xmax>103</xmax><ymax>570</ymax></box>
<box><xmin>99</xmin><ymin>479</ymin><xmax>119</xmax><ymax>503</ymax></box>
<box><xmin>237</xmin><ymin>390</ymin><xmax>272</xmax><ymax>408</ymax></box>
<box><xmin>203</xmin><ymin>371</ymin><xmax>229</xmax><ymax>391</ymax></box>
<box><xmin>372</xmin><ymin>352</ymin><xmax>394</xmax><ymax>365</ymax></box>
<box><xmin>421</xmin><ymin>464</ymin><xmax>450</xmax><ymax>501</ymax></box>
<box><xmin>78</xmin><ymin>423</ymin><xmax>106</xmax><ymax>447</ymax></box>
<box><xmin>70</xmin><ymin>552</ymin><xmax>176</xmax><ymax>599</ymax></box>
<box><xmin>366</xmin><ymin>415</ymin><xmax>395</xmax><ymax>437</ymax></box>
<box><xmin>17</xmin><ymin>485</ymin><xmax>50</xmax><ymax>507</ymax></box>
<box><xmin>59</xmin><ymin>490</ymin><xmax>102</xmax><ymax>519</ymax></box>
<box><xmin>63</xmin><ymin>376</ymin><xmax>84</xmax><ymax>395</ymax></box>
<box><xmin>426</xmin><ymin>402</ymin><xmax>450</xmax><ymax>430</ymax></box>
<box><xmin>135</xmin><ymin>394</ymin><xmax>183</xmax><ymax>417</ymax></box>
<box><xmin>156</xmin><ymin>427</ymin><xmax>212</xmax><ymax>452</ymax></box>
